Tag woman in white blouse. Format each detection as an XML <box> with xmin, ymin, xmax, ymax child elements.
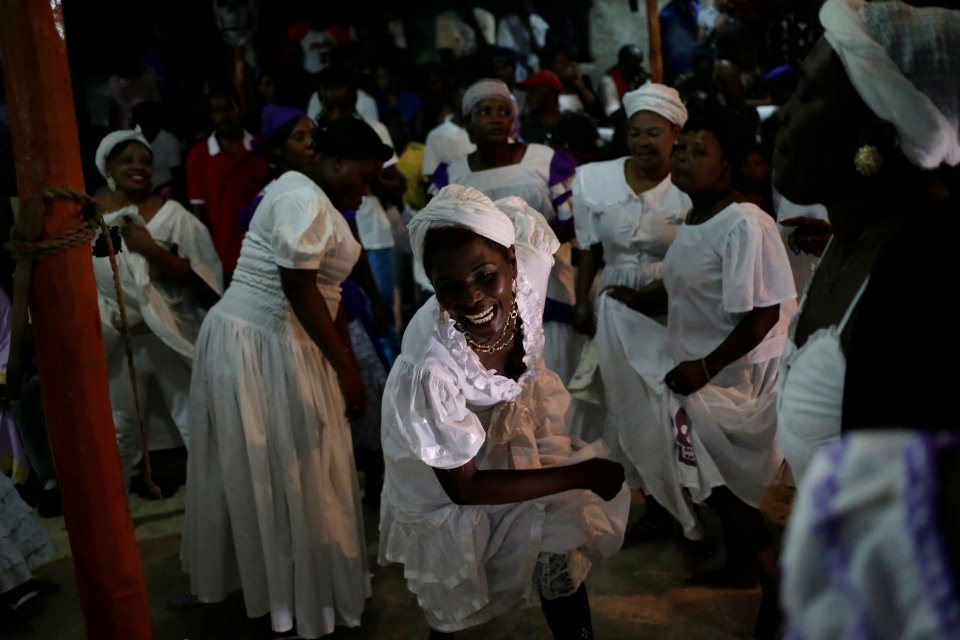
<box><xmin>379</xmin><ymin>185</ymin><xmax>629</xmax><ymax>640</ymax></box>
<box><xmin>612</xmin><ymin>108</ymin><xmax>796</xmax><ymax>639</ymax></box>
<box><xmin>572</xmin><ymin>83</ymin><xmax>693</xmax><ymax>543</ymax></box>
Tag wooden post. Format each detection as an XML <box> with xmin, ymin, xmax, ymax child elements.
<box><xmin>0</xmin><ymin>2</ymin><xmax>154</xmax><ymax>638</ymax></box>
<box><xmin>646</xmin><ymin>0</ymin><xmax>665</xmax><ymax>83</ymax></box>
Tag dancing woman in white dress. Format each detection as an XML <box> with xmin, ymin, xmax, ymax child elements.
<box><xmin>379</xmin><ymin>185</ymin><xmax>629</xmax><ymax>639</ymax></box>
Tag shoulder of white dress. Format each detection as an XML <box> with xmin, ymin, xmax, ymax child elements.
<box><xmin>575</xmin><ymin>158</ymin><xmax>629</xmax><ymax>207</ymax></box>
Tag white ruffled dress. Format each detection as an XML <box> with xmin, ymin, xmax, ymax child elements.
<box><xmin>378</xmin><ymin>262</ymin><xmax>630</xmax><ymax>633</ymax></box>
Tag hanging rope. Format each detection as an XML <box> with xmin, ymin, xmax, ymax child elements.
<box><xmin>3</xmin><ymin>187</ymin><xmax>162</xmax><ymax>499</ymax></box>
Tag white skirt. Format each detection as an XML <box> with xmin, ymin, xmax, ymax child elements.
<box><xmin>0</xmin><ymin>472</ymin><xmax>58</xmax><ymax>593</ymax></box>
<box><xmin>181</xmin><ymin>288</ymin><xmax>370</xmax><ymax>639</ymax></box>
<box><xmin>380</xmin><ymin>463</ymin><xmax>629</xmax><ymax>633</ymax></box>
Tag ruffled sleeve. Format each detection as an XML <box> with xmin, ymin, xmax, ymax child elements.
<box><xmin>269</xmin><ymin>187</ymin><xmax>338</xmax><ymax>270</ymax></box>
<box><xmin>721</xmin><ymin>205</ymin><xmax>797</xmax><ymax>313</ymax></box>
<box><xmin>385</xmin><ymin>359</ymin><xmax>486</xmax><ymax>470</ymax></box>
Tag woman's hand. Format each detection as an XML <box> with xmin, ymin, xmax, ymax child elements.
<box><xmin>120</xmin><ymin>218</ymin><xmax>158</xmax><ymax>255</ymax></box>
<box><xmin>578</xmin><ymin>458</ymin><xmax>625</xmax><ymax>501</ymax></box>
<box><xmin>572</xmin><ymin>303</ymin><xmax>596</xmax><ymax>336</ymax></box>
<box><xmin>781</xmin><ymin>216</ymin><xmax>832</xmax><ymax>257</ymax></box>
<box><xmin>337</xmin><ymin>358</ymin><xmax>367</xmax><ymax>421</ymax></box>
<box><xmin>664</xmin><ymin>360</ymin><xmax>710</xmax><ymax>396</ymax></box>
<box><xmin>604</xmin><ymin>286</ymin><xmax>644</xmax><ymax>313</ymax></box>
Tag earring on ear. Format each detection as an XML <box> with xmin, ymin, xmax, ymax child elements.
<box><xmin>854</xmin><ymin>145</ymin><xmax>883</xmax><ymax>177</ymax></box>
<box><xmin>512</xmin><ymin>278</ymin><xmax>518</xmax><ymax>294</ymax></box>
<box><xmin>439</xmin><ymin>307</ymin><xmax>447</xmax><ymax>325</ymax></box>
<box><xmin>106</xmin><ymin>175</ymin><xmax>117</xmax><ymax>191</ymax></box>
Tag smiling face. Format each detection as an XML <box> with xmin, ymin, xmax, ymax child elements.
<box><xmin>627</xmin><ymin>110</ymin><xmax>680</xmax><ymax>175</ymax></box>
<box><xmin>772</xmin><ymin>38</ymin><xmax>876</xmax><ymax>205</ymax></box>
<box><xmin>427</xmin><ymin>232</ymin><xmax>518</xmax><ymax>344</ymax></box>
<box><xmin>106</xmin><ymin>141</ymin><xmax>154</xmax><ymax>194</ymax></box>
<box><xmin>670</xmin><ymin>129</ymin><xmax>732</xmax><ymax>195</ymax></box>
<box><xmin>468</xmin><ymin>97</ymin><xmax>514</xmax><ymax>146</ymax></box>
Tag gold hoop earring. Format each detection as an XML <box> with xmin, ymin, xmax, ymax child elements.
<box><xmin>854</xmin><ymin>145</ymin><xmax>883</xmax><ymax>177</ymax></box>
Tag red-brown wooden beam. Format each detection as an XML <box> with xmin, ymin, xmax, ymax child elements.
<box><xmin>0</xmin><ymin>1</ymin><xmax>153</xmax><ymax>637</ymax></box>
<box><xmin>647</xmin><ymin>0</ymin><xmax>665</xmax><ymax>83</ymax></box>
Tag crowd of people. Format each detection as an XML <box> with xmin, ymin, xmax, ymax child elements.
<box><xmin>1</xmin><ymin>0</ymin><xmax>959</xmax><ymax>638</ymax></box>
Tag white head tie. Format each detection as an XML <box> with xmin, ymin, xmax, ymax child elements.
<box><xmin>409</xmin><ymin>185</ymin><xmax>516</xmax><ymax>273</ymax></box>
<box><xmin>95</xmin><ymin>129</ymin><xmax>152</xmax><ymax>190</ymax></box>
<box><xmin>622</xmin><ymin>82</ymin><xmax>688</xmax><ymax>127</ymax></box>
<box><xmin>821</xmin><ymin>0</ymin><xmax>960</xmax><ymax>168</ymax></box>
<box><xmin>462</xmin><ymin>79</ymin><xmax>516</xmax><ymax>118</ymax></box>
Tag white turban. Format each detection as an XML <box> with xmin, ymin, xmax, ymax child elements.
<box><xmin>95</xmin><ymin>129</ymin><xmax>152</xmax><ymax>190</ymax></box>
<box><xmin>622</xmin><ymin>82</ymin><xmax>688</xmax><ymax>127</ymax></box>
<box><xmin>409</xmin><ymin>185</ymin><xmax>516</xmax><ymax>272</ymax></box>
<box><xmin>462</xmin><ymin>79</ymin><xmax>516</xmax><ymax>118</ymax></box>
<box><xmin>821</xmin><ymin>0</ymin><xmax>960</xmax><ymax>169</ymax></box>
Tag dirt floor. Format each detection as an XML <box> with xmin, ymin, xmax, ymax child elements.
<box><xmin>3</xmin><ymin>450</ymin><xmax>794</xmax><ymax>640</ymax></box>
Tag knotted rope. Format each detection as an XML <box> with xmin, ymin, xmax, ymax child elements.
<box><xmin>4</xmin><ymin>187</ymin><xmax>161</xmax><ymax>498</ymax></box>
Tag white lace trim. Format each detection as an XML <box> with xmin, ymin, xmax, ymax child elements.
<box><xmin>436</xmin><ymin>270</ymin><xmax>545</xmax><ymax>402</ymax></box>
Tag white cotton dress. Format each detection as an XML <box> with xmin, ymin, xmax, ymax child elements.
<box><xmin>182</xmin><ymin>171</ymin><xmax>369</xmax><ymax>639</ymax></box>
<box><xmin>600</xmin><ymin>203</ymin><xmax>796</xmax><ymax>536</ymax></box>
<box><xmin>776</xmin><ymin>260</ymin><xmax>869</xmax><ymax>484</ymax></box>
<box><xmin>436</xmin><ymin>144</ymin><xmax>581</xmax><ymax>385</ymax></box>
<box><xmin>572</xmin><ymin>160</ymin><xmax>690</xmax><ymax>446</ymax></box>
<box><xmin>0</xmin><ymin>472</ymin><xmax>58</xmax><ymax>593</ymax></box>
<box><xmin>94</xmin><ymin>200</ymin><xmax>223</xmax><ymax>479</ymax></box>
<box><xmin>378</xmin><ymin>248</ymin><xmax>630</xmax><ymax>632</ymax></box>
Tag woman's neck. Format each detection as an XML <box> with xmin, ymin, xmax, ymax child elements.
<box><xmin>473</xmin><ymin>142</ymin><xmax>518</xmax><ymax>170</ymax></box>
<box><xmin>687</xmin><ymin>187</ymin><xmax>739</xmax><ymax>224</ymax></box>
<box><xmin>624</xmin><ymin>158</ymin><xmax>669</xmax><ymax>193</ymax></box>
<box><xmin>108</xmin><ymin>189</ymin><xmax>151</xmax><ymax>208</ymax></box>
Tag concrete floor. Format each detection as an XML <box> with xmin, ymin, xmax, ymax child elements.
<box><xmin>3</xmin><ymin>452</ymin><xmax>794</xmax><ymax>640</ymax></box>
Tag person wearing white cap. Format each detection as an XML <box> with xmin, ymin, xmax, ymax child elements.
<box><xmin>429</xmin><ymin>79</ymin><xmax>583</xmax><ymax>392</ymax></box>
<box><xmin>92</xmin><ymin>130</ymin><xmax>223</xmax><ymax>489</ymax></box>
<box><xmin>775</xmin><ymin>2</ymin><xmax>960</xmax><ymax>638</ymax></box>
<box><xmin>378</xmin><ymin>185</ymin><xmax>629</xmax><ymax>639</ymax></box>
<box><xmin>570</xmin><ymin>83</ymin><xmax>696</xmax><ymax>544</ymax></box>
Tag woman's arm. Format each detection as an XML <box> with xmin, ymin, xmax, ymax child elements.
<box><xmin>573</xmin><ymin>243</ymin><xmax>603</xmax><ymax>335</ymax></box>
<box><xmin>279</xmin><ymin>266</ymin><xmax>366</xmax><ymax>419</ymax></box>
<box><xmin>604</xmin><ymin>279</ymin><xmax>668</xmax><ymax>317</ymax></box>
<box><xmin>665</xmin><ymin>304</ymin><xmax>780</xmax><ymax>396</ymax></box>
<box><xmin>121</xmin><ymin>223</ymin><xmax>220</xmax><ymax>307</ymax></box>
<box><xmin>433</xmin><ymin>456</ymin><xmax>624</xmax><ymax>506</ymax></box>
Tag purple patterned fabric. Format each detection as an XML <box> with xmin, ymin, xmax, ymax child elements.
<box><xmin>805</xmin><ymin>439</ymin><xmax>876</xmax><ymax>640</ymax></box>
<box><xmin>548</xmin><ymin>148</ymin><xmax>577</xmax><ymax>187</ymax></box>
<box><xmin>903</xmin><ymin>434</ymin><xmax>960</xmax><ymax>640</ymax></box>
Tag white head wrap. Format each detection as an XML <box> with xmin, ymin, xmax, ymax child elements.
<box><xmin>821</xmin><ymin>0</ymin><xmax>960</xmax><ymax>169</ymax></box>
<box><xmin>622</xmin><ymin>82</ymin><xmax>688</xmax><ymax>127</ymax></box>
<box><xmin>462</xmin><ymin>79</ymin><xmax>517</xmax><ymax>118</ymax></box>
<box><xmin>95</xmin><ymin>129</ymin><xmax>152</xmax><ymax>191</ymax></box>
<box><xmin>409</xmin><ymin>185</ymin><xmax>516</xmax><ymax>274</ymax></box>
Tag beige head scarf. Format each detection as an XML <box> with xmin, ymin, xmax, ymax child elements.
<box><xmin>821</xmin><ymin>0</ymin><xmax>960</xmax><ymax>168</ymax></box>
<box><xmin>622</xmin><ymin>82</ymin><xmax>688</xmax><ymax>126</ymax></box>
